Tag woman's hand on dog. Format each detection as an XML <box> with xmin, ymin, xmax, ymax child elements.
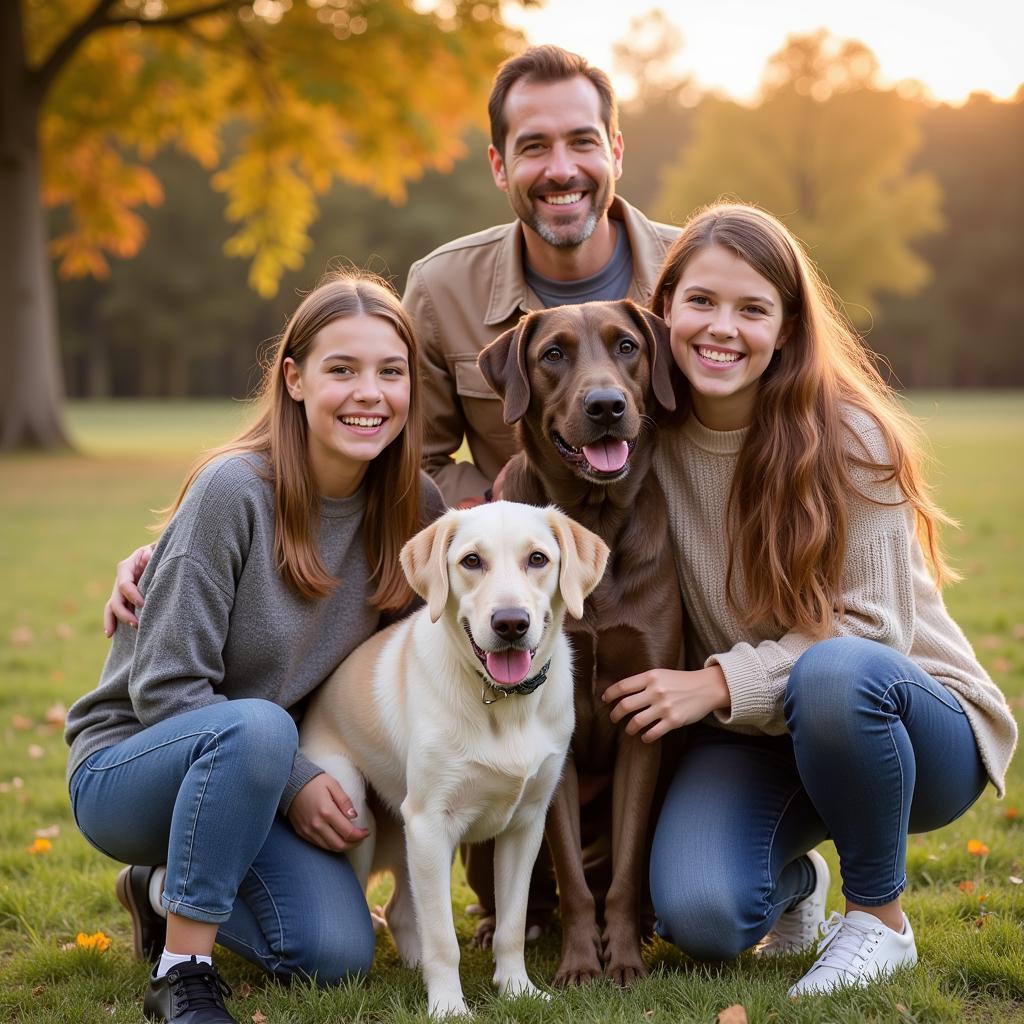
<box><xmin>287</xmin><ymin>774</ymin><xmax>370</xmax><ymax>851</ymax></box>
<box><xmin>103</xmin><ymin>543</ymin><xmax>155</xmax><ymax>636</ymax></box>
<box><xmin>603</xmin><ymin>666</ymin><xmax>731</xmax><ymax>742</ymax></box>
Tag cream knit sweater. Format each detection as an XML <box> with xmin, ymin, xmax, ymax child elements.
<box><xmin>653</xmin><ymin>409</ymin><xmax>1018</xmax><ymax>796</ymax></box>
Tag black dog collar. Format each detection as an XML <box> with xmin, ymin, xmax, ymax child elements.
<box><xmin>480</xmin><ymin>659</ymin><xmax>552</xmax><ymax>705</ymax></box>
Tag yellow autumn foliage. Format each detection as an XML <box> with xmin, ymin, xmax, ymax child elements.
<box><xmin>26</xmin><ymin>0</ymin><xmax>516</xmax><ymax>295</ymax></box>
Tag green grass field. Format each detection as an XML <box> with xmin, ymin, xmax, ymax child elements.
<box><xmin>1</xmin><ymin>394</ymin><xmax>1021</xmax><ymax>1023</ymax></box>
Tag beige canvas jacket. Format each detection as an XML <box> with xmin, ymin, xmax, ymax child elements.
<box><xmin>403</xmin><ymin>197</ymin><xmax>680</xmax><ymax>505</ymax></box>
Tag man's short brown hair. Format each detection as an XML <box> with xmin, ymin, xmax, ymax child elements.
<box><xmin>488</xmin><ymin>45</ymin><xmax>619</xmax><ymax>155</ymax></box>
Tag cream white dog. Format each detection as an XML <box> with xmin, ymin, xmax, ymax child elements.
<box><xmin>299</xmin><ymin>501</ymin><xmax>609</xmax><ymax>1017</ymax></box>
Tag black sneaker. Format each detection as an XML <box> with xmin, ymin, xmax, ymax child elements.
<box><xmin>115</xmin><ymin>865</ymin><xmax>166</xmax><ymax>963</ymax></box>
<box><xmin>143</xmin><ymin>957</ymin><xmax>237</xmax><ymax>1023</ymax></box>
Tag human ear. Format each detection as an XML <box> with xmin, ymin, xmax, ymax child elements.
<box><xmin>488</xmin><ymin>143</ymin><xmax>508</xmax><ymax>191</ymax></box>
<box><xmin>661</xmin><ymin>292</ymin><xmax>673</xmax><ymax>328</ymax></box>
<box><xmin>774</xmin><ymin>318</ymin><xmax>792</xmax><ymax>351</ymax></box>
<box><xmin>282</xmin><ymin>357</ymin><xmax>303</xmax><ymax>402</ymax></box>
<box><xmin>611</xmin><ymin>131</ymin><xmax>624</xmax><ymax>180</ymax></box>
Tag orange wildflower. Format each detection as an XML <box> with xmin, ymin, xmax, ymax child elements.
<box><xmin>958</xmin><ymin>880</ymin><xmax>976</xmax><ymax>893</ymax></box>
<box><xmin>26</xmin><ymin>837</ymin><xmax>52</xmax><ymax>854</ymax></box>
<box><xmin>75</xmin><ymin>932</ymin><xmax>112</xmax><ymax>953</ymax></box>
<box><xmin>967</xmin><ymin>839</ymin><xmax>990</xmax><ymax>857</ymax></box>
<box><xmin>1004</xmin><ymin>806</ymin><xmax>1019</xmax><ymax>820</ymax></box>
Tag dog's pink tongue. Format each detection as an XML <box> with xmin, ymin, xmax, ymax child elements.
<box><xmin>486</xmin><ymin>649</ymin><xmax>533</xmax><ymax>686</ymax></box>
<box><xmin>582</xmin><ymin>439</ymin><xmax>629</xmax><ymax>473</ymax></box>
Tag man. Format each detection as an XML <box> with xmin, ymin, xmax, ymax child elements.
<box><xmin>405</xmin><ymin>44</ymin><xmax>679</xmax><ymax>506</ymax></box>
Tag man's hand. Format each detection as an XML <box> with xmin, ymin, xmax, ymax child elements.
<box><xmin>287</xmin><ymin>773</ymin><xmax>370</xmax><ymax>852</ymax></box>
<box><xmin>103</xmin><ymin>544</ymin><xmax>155</xmax><ymax>636</ymax></box>
<box><xmin>602</xmin><ymin>666</ymin><xmax>731</xmax><ymax>742</ymax></box>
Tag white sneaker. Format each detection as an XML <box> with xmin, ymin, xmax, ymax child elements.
<box><xmin>757</xmin><ymin>849</ymin><xmax>830</xmax><ymax>955</ymax></box>
<box><xmin>788</xmin><ymin>910</ymin><xmax>918</xmax><ymax>997</ymax></box>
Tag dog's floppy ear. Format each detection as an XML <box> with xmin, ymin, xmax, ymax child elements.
<box><xmin>400</xmin><ymin>509</ymin><xmax>460</xmax><ymax>622</ymax></box>
<box><xmin>545</xmin><ymin>507</ymin><xmax>610</xmax><ymax>620</ymax></box>
<box><xmin>624</xmin><ymin>301</ymin><xmax>676</xmax><ymax>413</ymax></box>
<box><xmin>477</xmin><ymin>312</ymin><xmax>537</xmax><ymax>424</ymax></box>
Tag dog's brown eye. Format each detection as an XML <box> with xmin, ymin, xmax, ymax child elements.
<box><xmin>460</xmin><ymin>553</ymin><xmax>482</xmax><ymax>570</ymax></box>
<box><xmin>617</xmin><ymin>338</ymin><xmax>638</xmax><ymax>355</ymax></box>
<box><xmin>527</xmin><ymin>552</ymin><xmax>549</xmax><ymax>568</ymax></box>
<box><xmin>541</xmin><ymin>346</ymin><xmax>564</xmax><ymax>363</ymax></box>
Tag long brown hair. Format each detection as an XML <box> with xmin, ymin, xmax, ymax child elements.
<box><xmin>158</xmin><ymin>270</ymin><xmax>423</xmax><ymax>611</ymax></box>
<box><xmin>652</xmin><ymin>202</ymin><xmax>955</xmax><ymax>637</ymax></box>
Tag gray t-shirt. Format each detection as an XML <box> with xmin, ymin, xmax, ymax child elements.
<box><xmin>65</xmin><ymin>453</ymin><xmax>444</xmax><ymax>811</ymax></box>
<box><xmin>524</xmin><ymin>221</ymin><xmax>634</xmax><ymax>308</ymax></box>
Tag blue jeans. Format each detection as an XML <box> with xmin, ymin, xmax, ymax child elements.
<box><xmin>69</xmin><ymin>699</ymin><xmax>375</xmax><ymax>983</ymax></box>
<box><xmin>650</xmin><ymin>638</ymin><xmax>987</xmax><ymax>960</ymax></box>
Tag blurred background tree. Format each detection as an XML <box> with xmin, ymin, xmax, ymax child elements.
<box><xmin>653</xmin><ymin>31</ymin><xmax>943</xmax><ymax>321</ymax></box>
<box><xmin>877</xmin><ymin>91</ymin><xmax>1024</xmax><ymax>387</ymax></box>
<box><xmin>611</xmin><ymin>10</ymin><xmax>697</xmax><ymax>212</ymax></box>
<box><xmin>11</xmin><ymin>17</ymin><xmax>1023</xmax><ymax>423</ymax></box>
<box><xmin>2</xmin><ymin>0</ymin><xmax>517</xmax><ymax>449</ymax></box>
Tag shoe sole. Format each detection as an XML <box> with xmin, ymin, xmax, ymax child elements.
<box><xmin>115</xmin><ymin>866</ymin><xmax>149</xmax><ymax>963</ymax></box>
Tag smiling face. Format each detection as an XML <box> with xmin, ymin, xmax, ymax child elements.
<box><xmin>664</xmin><ymin>244</ymin><xmax>787</xmax><ymax>430</ymax></box>
<box><xmin>488</xmin><ymin>75</ymin><xmax>623</xmax><ymax>253</ymax></box>
<box><xmin>283</xmin><ymin>314</ymin><xmax>411</xmax><ymax>498</ymax></box>
<box><xmin>399</xmin><ymin>501</ymin><xmax>609</xmax><ymax>691</ymax></box>
<box><xmin>525</xmin><ymin>303</ymin><xmax>650</xmax><ymax>483</ymax></box>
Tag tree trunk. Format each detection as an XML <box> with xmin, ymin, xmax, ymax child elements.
<box><xmin>0</xmin><ymin>2</ymin><xmax>70</xmax><ymax>450</ymax></box>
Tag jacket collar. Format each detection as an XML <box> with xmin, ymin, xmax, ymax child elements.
<box><xmin>483</xmin><ymin>196</ymin><xmax>663</xmax><ymax>327</ymax></box>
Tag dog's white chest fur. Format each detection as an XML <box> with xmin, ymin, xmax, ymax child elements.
<box><xmin>434</xmin><ymin>727</ymin><xmax>565</xmax><ymax>844</ymax></box>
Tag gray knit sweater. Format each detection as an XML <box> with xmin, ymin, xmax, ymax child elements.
<box><xmin>65</xmin><ymin>454</ymin><xmax>445</xmax><ymax>812</ymax></box>
<box><xmin>653</xmin><ymin>409</ymin><xmax>1018</xmax><ymax>796</ymax></box>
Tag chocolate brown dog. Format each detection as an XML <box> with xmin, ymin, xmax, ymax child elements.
<box><xmin>478</xmin><ymin>299</ymin><xmax>683</xmax><ymax>987</ymax></box>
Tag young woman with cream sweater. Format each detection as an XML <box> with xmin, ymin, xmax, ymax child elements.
<box><xmin>603</xmin><ymin>202</ymin><xmax>1017</xmax><ymax>997</ymax></box>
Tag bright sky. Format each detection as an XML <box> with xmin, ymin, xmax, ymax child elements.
<box><xmin>503</xmin><ymin>0</ymin><xmax>1023</xmax><ymax>105</ymax></box>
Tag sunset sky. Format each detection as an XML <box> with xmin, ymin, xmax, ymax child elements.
<box><xmin>503</xmin><ymin>0</ymin><xmax>1023</xmax><ymax>105</ymax></box>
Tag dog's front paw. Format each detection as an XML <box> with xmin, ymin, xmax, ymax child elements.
<box><xmin>427</xmin><ymin>990</ymin><xmax>470</xmax><ymax>1019</ymax></box>
<box><xmin>551</xmin><ymin>920</ymin><xmax>604</xmax><ymax>987</ymax></box>
<box><xmin>496</xmin><ymin>974</ymin><xmax>548</xmax><ymax>1001</ymax></box>
<box><xmin>602</xmin><ymin>958</ymin><xmax>647</xmax><ymax>988</ymax></box>
<box><xmin>600</xmin><ymin>929</ymin><xmax>647</xmax><ymax>988</ymax></box>
<box><xmin>552</xmin><ymin>959</ymin><xmax>602</xmax><ymax>988</ymax></box>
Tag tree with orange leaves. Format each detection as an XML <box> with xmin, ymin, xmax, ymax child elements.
<box><xmin>1</xmin><ymin>0</ymin><xmax>516</xmax><ymax>449</ymax></box>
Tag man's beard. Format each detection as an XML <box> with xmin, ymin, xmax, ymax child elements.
<box><xmin>530</xmin><ymin>208</ymin><xmax>600</xmax><ymax>249</ymax></box>
<box><xmin>520</xmin><ymin>175</ymin><xmax>613</xmax><ymax>250</ymax></box>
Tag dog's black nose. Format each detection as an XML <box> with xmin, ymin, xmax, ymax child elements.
<box><xmin>491</xmin><ymin>607</ymin><xmax>530</xmax><ymax>640</ymax></box>
<box><xmin>584</xmin><ymin>388</ymin><xmax>627</xmax><ymax>424</ymax></box>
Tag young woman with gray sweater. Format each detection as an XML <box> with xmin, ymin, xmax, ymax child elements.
<box><xmin>603</xmin><ymin>203</ymin><xmax>1017</xmax><ymax>997</ymax></box>
<box><xmin>65</xmin><ymin>272</ymin><xmax>444</xmax><ymax>1024</ymax></box>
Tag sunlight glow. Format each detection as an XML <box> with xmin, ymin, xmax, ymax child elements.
<box><xmin>502</xmin><ymin>0</ymin><xmax>1023</xmax><ymax>106</ymax></box>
